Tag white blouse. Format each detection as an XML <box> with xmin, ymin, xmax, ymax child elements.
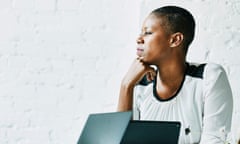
<box><xmin>133</xmin><ymin>63</ymin><xmax>233</xmax><ymax>144</ymax></box>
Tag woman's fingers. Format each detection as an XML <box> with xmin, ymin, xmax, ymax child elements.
<box><xmin>136</xmin><ymin>56</ymin><xmax>157</xmax><ymax>82</ymax></box>
<box><xmin>145</xmin><ymin>66</ymin><xmax>156</xmax><ymax>82</ymax></box>
<box><xmin>124</xmin><ymin>57</ymin><xmax>156</xmax><ymax>84</ymax></box>
<box><xmin>146</xmin><ymin>70</ymin><xmax>156</xmax><ymax>82</ymax></box>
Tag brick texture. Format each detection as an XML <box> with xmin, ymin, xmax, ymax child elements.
<box><xmin>0</xmin><ymin>0</ymin><xmax>239</xmax><ymax>143</ymax></box>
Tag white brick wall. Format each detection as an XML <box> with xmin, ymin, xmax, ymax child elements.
<box><xmin>0</xmin><ymin>0</ymin><xmax>239</xmax><ymax>143</ymax></box>
<box><xmin>0</xmin><ymin>0</ymin><xmax>141</xmax><ymax>143</ymax></box>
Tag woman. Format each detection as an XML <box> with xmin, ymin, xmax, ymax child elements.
<box><xmin>117</xmin><ymin>6</ymin><xmax>233</xmax><ymax>143</ymax></box>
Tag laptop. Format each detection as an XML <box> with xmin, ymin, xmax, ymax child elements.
<box><xmin>120</xmin><ymin>120</ymin><xmax>181</xmax><ymax>144</ymax></box>
<box><xmin>77</xmin><ymin>111</ymin><xmax>132</xmax><ymax>144</ymax></box>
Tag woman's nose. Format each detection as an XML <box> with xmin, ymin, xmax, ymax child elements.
<box><xmin>136</xmin><ymin>35</ymin><xmax>144</xmax><ymax>44</ymax></box>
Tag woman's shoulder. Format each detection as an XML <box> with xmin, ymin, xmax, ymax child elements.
<box><xmin>186</xmin><ymin>62</ymin><xmax>226</xmax><ymax>79</ymax></box>
<box><xmin>205</xmin><ymin>63</ymin><xmax>225</xmax><ymax>73</ymax></box>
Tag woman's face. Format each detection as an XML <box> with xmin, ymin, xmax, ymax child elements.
<box><xmin>136</xmin><ymin>14</ymin><xmax>172</xmax><ymax>65</ymax></box>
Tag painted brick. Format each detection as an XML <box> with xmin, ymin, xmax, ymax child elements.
<box><xmin>35</xmin><ymin>0</ymin><xmax>56</xmax><ymax>12</ymax></box>
<box><xmin>0</xmin><ymin>0</ymin><xmax>240</xmax><ymax>143</ymax></box>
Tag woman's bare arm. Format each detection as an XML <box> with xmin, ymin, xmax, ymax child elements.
<box><xmin>117</xmin><ymin>81</ymin><xmax>135</xmax><ymax>111</ymax></box>
<box><xmin>117</xmin><ymin>58</ymin><xmax>155</xmax><ymax>111</ymax></box>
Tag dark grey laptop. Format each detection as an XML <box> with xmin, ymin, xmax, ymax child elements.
<box><xmin>121</xmin><ymin>120</ymin><xmax>181</xmax><ymax>144</ymax></box>
<box><xmin>77</xmin><ymin>111</ymin><xmax>132</xmax><ymax>144</ymax></box>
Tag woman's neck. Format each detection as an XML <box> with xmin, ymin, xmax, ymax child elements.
<box><xmin>155</xmin><ymin>60</ymin><xmax>187</xmax><ymax>100</ymax></box>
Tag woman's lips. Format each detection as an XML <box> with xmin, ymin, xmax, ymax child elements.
<box><xmin>136</xmin><ymin>48</ymin><xmax>144</xmax><ymax>56</ymax></box>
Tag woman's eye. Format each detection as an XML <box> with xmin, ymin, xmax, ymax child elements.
<box><xmin>144</xmin><ymin>32</ymin><xmax>152</xmax><ymax>35</ymax></box>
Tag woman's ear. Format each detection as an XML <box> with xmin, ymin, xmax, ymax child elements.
<box><xmin>169</xmin><ymin>32</ymin><xmax>184</xmax><ymax>47</ymax></box>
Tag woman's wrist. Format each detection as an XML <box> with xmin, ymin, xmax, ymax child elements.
<box><xmin>121</xmin><ymin>77</ymin><xmax>136</xmax><ymax>90</ymax></box>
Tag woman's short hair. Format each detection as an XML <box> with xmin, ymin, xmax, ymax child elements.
<box><xmin>151</xmin><ymin>6</ymin><xmax>195</xmax><ymax>54</ymax></box>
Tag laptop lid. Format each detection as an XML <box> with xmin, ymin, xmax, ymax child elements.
<box><xmin>120</xmin><ymin>120</ymin><xmax>181</xmax><ymax>144</ymax></box>
<box><xmin>77</xmin><ymin>111</ymin><xmax>132</xmax><ymax>144</ymax></box>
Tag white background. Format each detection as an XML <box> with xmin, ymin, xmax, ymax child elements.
<box><xmin>0</xmin><ymin>0</ymin><xmax>239</xmax><ymax>143</ymax></box>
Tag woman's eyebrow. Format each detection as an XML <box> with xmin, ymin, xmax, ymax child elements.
<box><xmin>141</xmin><ymin>27</ymin><xmax>147</xmax><ymax>31</ymax></box>
<box><xmin>142</xmin><ymin>27</ymin><xmax>152</xmax><ymax>31</ymax></box>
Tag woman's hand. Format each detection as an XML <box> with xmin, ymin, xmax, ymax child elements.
<box><xmin>122</xmin><ymin>57</ymin><xmax>156</xmax><ymax>87</ymax></box>
<box><xmin>117</xmin><ymin>57</ymin><xmax>156</xmax><ymax>112</ymax></box>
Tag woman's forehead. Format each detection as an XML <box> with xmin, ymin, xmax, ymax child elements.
<box><xmin>142</xmin><ymin>14</ymin><xmax>165</xmax><ymax>30</ymax></box>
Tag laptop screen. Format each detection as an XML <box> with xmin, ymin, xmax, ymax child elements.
<box><xmin>120</xmin><ymin>120</ymin><xmax>181</xmax><ymax>144</ymax></box>
<box><xmin>77</xmin><ymin>111</ymin><xmax>132</xmax><ymax>144</ymax></box>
